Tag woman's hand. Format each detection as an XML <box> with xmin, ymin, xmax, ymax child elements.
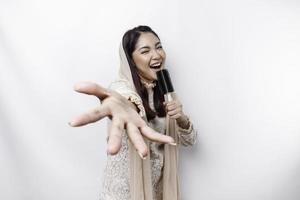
<box><xmin>165</xmin><ymin>99</ymin><xmax>185</xmax><ymax>120</ymax></box>
<box><xmin>165</xmin><ymin>99</ymin><xmax>190</xmax><ymax>129</ymax></box>
<box><xmin>69</xmin><ymin>82</ymin><xmax>176</xmax><ymax>158</ymax></box>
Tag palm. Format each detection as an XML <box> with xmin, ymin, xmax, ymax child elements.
<box><xmin>69</xmin><ymin>81</ymin><xmax>175</xmax><ymax>157</ymax></box>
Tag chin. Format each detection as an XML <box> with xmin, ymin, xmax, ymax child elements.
<box><xmin>151</xmin><ymin>74</ymin><xmax>158</xmax><ymax>81</ymax></box>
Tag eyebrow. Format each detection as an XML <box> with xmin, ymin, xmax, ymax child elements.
<box><xmin>138</xmin><ymin>42</ymin><xmax>161</xmax><ymax>51</ymax></box>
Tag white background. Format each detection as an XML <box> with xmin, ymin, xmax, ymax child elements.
<box><xmin>1</xmin><ymin>0</ymin><xmax>300</xmax><ymax>199</ymax></box>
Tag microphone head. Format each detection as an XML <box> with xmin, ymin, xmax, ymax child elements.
<box><xmin>156</xmin><ymin>69</ymin><xmax>174</xmax><ymax>94</ymax></box>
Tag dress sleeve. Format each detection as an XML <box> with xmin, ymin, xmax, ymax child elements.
<box><xmin>108</xmin><ymin>80</ymin><xmax>146</xmax><ymax>118</ymax></box>
<box><xmin>176</xmin><ymin>116</ymin><xmax>198</xmax><ymax>146</ymax></box>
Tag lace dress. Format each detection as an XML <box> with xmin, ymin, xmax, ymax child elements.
<box><xmin>99</xmin><ymin>84</ymin><xmax>197</xmax><ymax>200</ymax></box>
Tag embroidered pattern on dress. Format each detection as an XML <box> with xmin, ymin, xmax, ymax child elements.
<box><xmin>100</xmin><ymin>81</ymin><xmax>197</xmax><ymax>200</ymax></box>
<box><xmin>128</xmin><ymin>95</ymin><xmax>146</xmax><ymax>117</ymax></box>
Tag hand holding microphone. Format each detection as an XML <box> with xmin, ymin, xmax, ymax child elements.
<box><xmin>156</xmin><ymin>69</ymin><xmax>190</xmax><ymax>129</ymax></box>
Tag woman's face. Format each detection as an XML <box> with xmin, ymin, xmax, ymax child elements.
<box><xmin>132</xmin><ymin>32</ymin><xmax>166</xmax><ymax>82</ymax></box>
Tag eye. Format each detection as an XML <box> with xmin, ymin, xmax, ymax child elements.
<box><xmin>157</xmin><ymin>45</ymin><xmax>163</xmax><ymax>49</ymax></box>
<box><xmin>141</xmin><ymin>51</ymin><xmax>149</xmax><ymax>54</ymax></box>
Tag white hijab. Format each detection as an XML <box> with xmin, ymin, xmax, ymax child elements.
<box><xmin>117</xmin><ymin>42</ymin><xmax>181</xmax><ymax>200</ymax></box>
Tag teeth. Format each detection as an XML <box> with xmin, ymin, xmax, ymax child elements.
<box><xmin>150</xmin><ymin>63</ymin><xmax>161</xmax><ymax>68</ymax></box>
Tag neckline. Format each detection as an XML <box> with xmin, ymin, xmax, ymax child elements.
<box><xmin>140</xmin><ymin>79</ymin><xmax>156</xmax><ymax>89</ymax></box>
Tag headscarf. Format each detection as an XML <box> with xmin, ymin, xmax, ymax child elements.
<box><xmin>116</xmin><ymin>41</ymin><xmax>180</xmax><ymax>200</ymax></box>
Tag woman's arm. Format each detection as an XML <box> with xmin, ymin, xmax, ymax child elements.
<box><xmin>69</xmin><ymin>82</ymin><xmax>176</xmax><ymax>157</ymax></box>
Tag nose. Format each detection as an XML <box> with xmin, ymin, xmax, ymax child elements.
<box><xmin>152</xmin><ymin>49</ymin><xmax>162</xmax><ymax>60</ymax></box>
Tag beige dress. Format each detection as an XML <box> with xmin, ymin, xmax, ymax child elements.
<box><xmin>99</xmin><ymin>83</ymin><xmax>197</xmax><ymax>200</ymax></box>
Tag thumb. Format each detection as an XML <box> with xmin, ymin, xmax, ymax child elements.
<box><xmin>74</xmin><ymin>81</ymin><xmax>110</xmax><ymax>100</ymax></box>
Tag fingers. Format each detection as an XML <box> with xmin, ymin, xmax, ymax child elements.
<box><xmin>170</xmin><ymin>113</ymin><xmax>181</xmax><ymax>119</ymax></box>
<box><xmin>140</xmin><ymin>126</ymin><xmax>176</xmax><ymax>145</ymax></box>
<box><xmin>165</xmin><ymin>100</ymin><xmax>182</xmax><ymax>111</ymax></box>
<box><xmin>73</xmin><ymin>81</ymin><xmax>110</xmax><ymax>101</ymax></box>
<box><xmin>167</xmin><ymin>108</ymin><xmax>182</xmax><ymax>116</ymax></box>
<box><xmin>69</xmin><ymin>105</ymin><xmax>110</xmax><ymax>127</ymax></box>
<box><xmin>166</xmin><ymin>100</ymin><xmax>183</xmax><ymax>119</ymax></box>
<box><xmin>165</xmin><ymin>100</ymin><xmax>176</xmax><ymax>108</ymax></box>
<box><xmin>107</xmin><ymin>117</ymin><xmax>125</xmax><ymax>155</ymax></box>
<box><xmin>126</xmin><ymin>122</ymin><xmax>148</xmax><ymax>159</ymax></box>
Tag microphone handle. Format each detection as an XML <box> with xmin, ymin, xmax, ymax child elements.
<box><xmin>164</xmin><ymin>92</ymin><xmax>176</xmax><ymax>103</ymax></box>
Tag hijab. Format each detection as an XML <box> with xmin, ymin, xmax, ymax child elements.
<box><xmin>116</xmin><ymin>41</ymin><xmax>181</xmax><ymax>200</ymax></box>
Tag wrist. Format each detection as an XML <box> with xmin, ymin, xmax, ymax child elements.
<box><xmin>176</xmin><ymin>114</ymin><xmax>190</xmax><ymax>129</ymax></box>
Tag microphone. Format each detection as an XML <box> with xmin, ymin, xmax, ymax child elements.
<box><xmin>156</xmin><ymin>69</ymin><xmax>176</xmax><ymax>103</ymax></box>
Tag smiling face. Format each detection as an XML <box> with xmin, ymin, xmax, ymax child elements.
<box><xmin>132</xmin><ymin>32</ymin><xmax>166</xmax><ymax>82</ymax></box>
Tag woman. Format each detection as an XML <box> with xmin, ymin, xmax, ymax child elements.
<box><xmin>70</xmin><ymin>25</ymin><xmax>197</xmax><ymax>200</ymax></box>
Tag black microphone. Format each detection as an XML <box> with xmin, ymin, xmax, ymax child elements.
<box><xmin>156</xmin><ymin>69</ymin><xmax>179</xmax><ymax>145</ymax></box>
<box><xmin>156</xmin><ymin>69</ymin><xmax>176</xmax><ymax>102</ymax></box>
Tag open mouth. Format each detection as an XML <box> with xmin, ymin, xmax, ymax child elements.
<box><xmin>150</xmin><ymin>62</ymin><xmax>162</xmax><ymax>69</ymax></box>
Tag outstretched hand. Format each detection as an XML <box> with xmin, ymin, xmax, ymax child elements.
<box><xmin>69</xmin><ymin>82</ymin><xmax>176</xmax><ymax>159</ymax></box>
